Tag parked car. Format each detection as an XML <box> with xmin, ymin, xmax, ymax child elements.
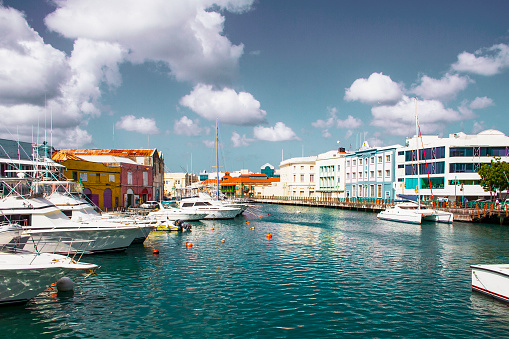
<box><xmin>141</xmin><ymin>201</ymin><xmax>159</xmax><ymax>209</ymax></box>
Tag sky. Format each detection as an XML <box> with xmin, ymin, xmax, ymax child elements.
<box><xmin>1</xmin><ymin>0</ymin><xmax>509</xmax><ymax>174</ymax></box>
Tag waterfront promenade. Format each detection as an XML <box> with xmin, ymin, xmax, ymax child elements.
<box><xmin>251</xmin><ymin>196</ymin><xmax>509</xmax><ymax>225</ymax></box>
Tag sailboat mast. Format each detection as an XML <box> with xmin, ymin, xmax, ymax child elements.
<box><xmin>415</xmin><ymin>98</ymin><xmax>420</xmax><ymax>207</ymax></box>
<box><xmin>216</xmin><ymin>119</ymin><xmax>219</xmax><ymax>201</ymax></box>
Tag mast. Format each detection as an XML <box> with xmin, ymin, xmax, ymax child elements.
<box><xmin>216</xmin><ymin>119</ymin><xmax>219</xmax><ymax>201</ymax></box>
<box><xmin>415</xmin><ymin>98</ymin><xmax>420</xmax><ymax>207</ymax></box>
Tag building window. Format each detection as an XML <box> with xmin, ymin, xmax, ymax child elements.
<box><xmin>353</xmin><ymin>160</ymin><xmax>356</xmax><ymax>166</ymax></box>
<box><xmin>370</xmin><ymin>171</ymin><xmax>374</xmax><ymax>178</ymax></box>
<box><xmin>109</xmin><ymin>174</ymin><xmax>115</xmax><ymax>182</ymax></box>
<box><xmin>386</xmin><ymin>154</ymin><xmax>391</xmax><ymax>162</ymax></box>
<box><xmin>293</xmin><ymin>175</ymin><xmax>296</xmax><ymax>182</ymax></box>
<box><xmin>377</xmin><ymin>184</ymin><xmax>382</xmax><ymax>198</ymax></box>
<box><xmin>310</xmin><ymin>166</ymin><xmax>314</xmax><ymax>171</ymax></box>
<box><xmin>128</xmin><ymin>172</ymin><xmax>133</xmax><ymax>185</ymax></box>
<box><xmin>347</xmin><ymin>160</ymin><xmax>350</xmax><ymax>166</ymax></box>
<box><xmin>310</xmin><ymin>174</ymin><xmax>314</xmax><ymax>182</ymax></box>
<box><xmin>346</xmin><ymin>173</ymin><xmax>350</xmax><ymax>179</ymax></box>
<box><xmin>371</xmin><ymin>157</ymin><xmax>374</xmax><ymax>164</ymax></box>
<box><xmin>80</xmin><ymin>172</ymin><xmax>87</xmax><ymax>182</ymax></box>
<box><xmin>143</xmin><ymin>172</ymin><xmax>148</xmax><ymax>186</ymax></box>
<box><xmin>370</xmin><ymin>185</ymin><xmax>374</xmax><ymax>197</ymax></box>
<box><xmin>301</xmin><ymin>166</ymin><xmax>304</xmax><ymax>170</ymax></box>
<box><xmin>378</xmin><ymin>170</ymin><xmax>382</xmax><ymax>177</ymax></box>
<box><xmin>358</xmin><ymin>185</ymin><xmax>362</xmax><ymax>197</ymax></box>
<box><xmin>359</xmin><ymin>172</ymin><xmax>362</xmax><ymax>179</ymax></box>
<box><xmin>72</xmin><ymin>171</ymin><xmax>78</xmax><ymax>181</ymax></box>
<box><xmin>378</xmin><ymin>156</ymin><xmax>382</xmax><ymax>163</ymax></box>
<box><xmin>300</xmin><ymin>174</ymin><xmax>304</xmax><ymax>182</ymax></box>
<box><xmin>385</xmin><ymin>170</ymin><xmax>390</xmax><ymax>177</ymax></box>
<box><xmin>352</xmin><ymin>185</ymin><xmax>356</xmax><ymax>196</ymax></box>
<box><xmin>352</xmin><ymin>172</ymin><xmax>356</xmax><ymax>179</ymax></box>
<box><xmin>359</xmin><ymin>159</ymin><xmax>363</xmax><ymax>165</ymax></box>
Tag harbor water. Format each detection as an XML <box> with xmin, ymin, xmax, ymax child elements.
<box><xmin>2</xmin><ymin>203</ymin><xmax>509</xmax><ymax>338</ymax></box>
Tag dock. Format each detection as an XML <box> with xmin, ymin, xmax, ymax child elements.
<box><xmin>250</xmin><ymin>197</ymin><xmax>509</xmax><ymax>225</ymax></box>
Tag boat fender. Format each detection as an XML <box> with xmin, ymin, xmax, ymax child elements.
<box><xmin>56</xmin><ymin>277</ymin><xmax>74</xmax><ymax>292</ymax></box>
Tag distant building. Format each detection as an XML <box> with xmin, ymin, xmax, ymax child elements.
<box><xmin>279</xmin><ymin>156</ymin><xmax>317</xmax><ymax>197</ymax></box>
<box><xmin>345</xmin><ymin>142</ymin><xmax>402</xmax><ymax>200</ymax></box>
<box><xmin>163</xmin><ymin>172</ymin><xmax>198</xmax><ymax>198</ymax></box>
<box><xmin>395</xmin><ymin>130</ymin><xmax>509</xmax><ymax>203</ymax></box>
<box><xmin>260</xmin><ymin>163</ymin><xmax>278</xmax><ymax>178</ymax></box>
<box><xmin>219</xmin><ymin>172</ymin><xmax>280</xmax><ymax>197</ymax></box>
<box><xmin>316</xmin><ymin>148</ymin><xmax>351</xmax><ymax>199</ymax></box>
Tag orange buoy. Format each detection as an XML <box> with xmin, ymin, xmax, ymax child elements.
<box><xmin>266</xmin><ymin>233</ymin><xmax>272</xmax><ymax>240</ymax></box>
<box><xmin>211</xmin><ymin>227</ymin><xmax>215</xmax><ymax>231</ymax></box>
<box><xmin>153</xmin><ymin>249</ymin><xmax>159</xmax><ymax>255</ymax></box>
<box><xmin>246</xmin><ymin>221</ymin><xmax>250</xmax><ymax>225</ymax></box>
<box><xmin>186</xmin><ymin>242</ymin><xmax>193</xmax><ymax>248</ymax></box>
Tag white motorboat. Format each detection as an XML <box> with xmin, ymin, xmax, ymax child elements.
<box><xmin>177</xmin><ymin>198</ymin><xmax>241</xmax><ymax>219</ymax></box>
<box><xmin>0</xmin><ymin>180</ymin><xmax>140</xmax><ymax>253</ymax></box>
<box><xmin>471</xmin><ymin>264</ymin><xmax>509</xmax><ymax>302</ymax></box>
<box><xmin>0</xmin><ymin>249</ymin><xmax>97</xmax><ymax>306</ymax></box>
<box><xmin>377</xmin><ymin>201</ymin><xmax>454</xmax><ymax>224</ymax></box>
<box><xmin>31</xmin><ymin>180</ymin><xmax>156</xmax><ymax>245</ymax></box>
<box><xmin>198</xmin><ymin>192</ymin><xmax>249</xmax><ymax>215</ymax></box>
<box><xmin>147</xmin><ymin>202</ymin><xmax>208</xmax><ymax>222</ymax></box>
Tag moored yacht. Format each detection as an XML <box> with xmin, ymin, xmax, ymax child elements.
<box><xmin>147</xmin><ymin>202</ymin><xmax>208</xmax><ymax>222</ymax></box>
<box><xmin>377</xmin><ymin>201</ymin><xmax>453</xmax><ymax>224</ymax></box>
<box><xmin>176</xmin><ymin>198</ymin><xmax>241</xmax><ymax>219</ymax></box>
<box><xmin>471</xmin><ymin>264</ymin><xmax>509</xmax><ymax>303</ymax></box>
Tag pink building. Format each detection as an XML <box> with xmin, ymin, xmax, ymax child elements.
<box><xmin>120</xmin><ymin>162</ymin><xmax>153</xmax><ymax>207</ymax></box>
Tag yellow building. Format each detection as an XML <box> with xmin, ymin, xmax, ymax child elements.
<box><xmin>53</xmin><ymin>154</ymin><xmax>121</xmax><ymax>210</ymax></box>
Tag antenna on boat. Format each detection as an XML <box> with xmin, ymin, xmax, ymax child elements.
<box><xmin>216</xmin><ymin>119</ymin><xmax>219</xmax><ymax>201</ymax></box>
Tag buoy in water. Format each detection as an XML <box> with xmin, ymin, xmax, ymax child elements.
<box><xmin>266</xmin><ymin>233</ymin><xmax>272</xmax><ymax>240</ymax></box>
<box><xmin>186</xmin><ymin>242</ymin><xmax>193</xmax><ymax>248</ymax></box>
<box><xmin>56</xmin><ymin>277</ymin><xmax>74</xmax><ymax>292</ymax></box>
<box><xmin>246</xmin><ymin>221</ymin><xmax>250</xmax><ymax>225</ymax></box>
<box><xmin>211</xmin><ymin>228</ymin><xmax>215</xmax><ymax>231</ymax></box>
<box><xmin>250</xmin><ymin>226</ymin><xmax>255</xmax><ymax>230</ymax></box>
<box><xmin>153</xmin><ymin>249</ymin><xmax>159</xmax><ymax>255</ymax></box>
<box><xmin>220</xmin><ymin>239</ymin><xmax>225</xmax><ymax>243</ymax></box>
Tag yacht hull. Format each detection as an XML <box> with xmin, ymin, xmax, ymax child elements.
<box><xmin>471</xmin><ymin>264</ymin><xmax>509</xmax><ymax>302</ymax></box>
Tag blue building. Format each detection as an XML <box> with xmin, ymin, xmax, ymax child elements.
<box><xmin>260</xmin><ymin>163</ymin><xmax>278</xmax><ymax>178</ymax></box>
<box><xmin>344</xmin><ymin>142</ymin><xmax>402</xmax><ymax>200</ymax></box>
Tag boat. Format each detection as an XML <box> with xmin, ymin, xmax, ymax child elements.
<box><xmin>0</xmin><ymin>249</ymin><xmax>97</xmax><ymax>305</ymax></box>
<box><xmin>0</xmin><ymin>179</ymin><xmax>141</xmax><ymax>254</ymax></box>
<box><xmin>377</xmin><ymin>99</ymin><xmax>453</xmax><ymax>224</ymax></box>
<box><xmin>31</xmin><ymin>180</ymin><xmax>156</xmax><ymax>245</ymax></box>
<box><xmin>471</xmin><ymin>264</ymin><xmax>509</xmax><ymax>302</ymax></box>
<box><xmin>0</xmin><ymin>225</ymin><xmax>98</xmax><ymax>306</ymax></box>
<box><xmin>176</xmin><ymin>198</ymin><xmax>241</xmax><ymax>219</ymax></box>
<box><xmin>147</xmin><ymin>202</ymin><xmax>207</xmax><ymax>222</ymax></box>
<box><xmin>377</xmin><ymin>201</ymin><xmax>453</xmax><ymax>224</ymax></box>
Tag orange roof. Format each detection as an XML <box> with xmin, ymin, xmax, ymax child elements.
<box><xmin>52</xmin><ymin>151</ymin><xmax>85</xmax><ymax>162</ymax></box>
<box><xmin>58</xmin><ymin>149</ymin><xmax>156</xmax><ymax>157</ymax></box>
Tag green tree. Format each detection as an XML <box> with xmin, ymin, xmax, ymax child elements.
<box><xmin>477</xmin><ymin>158</ymin><xmax>509</xmax><ymax>201</ymax></box>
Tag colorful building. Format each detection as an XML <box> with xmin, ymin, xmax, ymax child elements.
<box><xmin>219</xmin><ymin>172</ymin><xmax>280</xmax><ymax>197</ymax></box>
<box><xmin>57</xmin><ymin>149</ymin><xmax>164</xmax><ymax>201</ymax></box>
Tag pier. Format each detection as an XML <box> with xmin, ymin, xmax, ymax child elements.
<box><xmin>250</xmin><ymin>196</ymin><xmax>509</xmax><ymax>225</ymax></box>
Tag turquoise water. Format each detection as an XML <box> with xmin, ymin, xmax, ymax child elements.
<box><xmin>3</xmin><ymin>203</ymin><xmax>509</xmax><ymax>338</ymax></box>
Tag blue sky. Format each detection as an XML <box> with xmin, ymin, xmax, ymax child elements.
<box><xmin>1</xmin><ymin>1</ymin><xmax>509</xmax><ymax>174</ymax></box>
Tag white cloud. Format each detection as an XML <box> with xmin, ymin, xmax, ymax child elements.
<box><xmin>344</xmin><ymin>72</ymin><xmax>404</xmax><ymax>105</ymax></box>
<box><xmin>311</xmin><ymin>107</ymin><xmax>362</xmax><ymax>137</ymax></box>
<box><xmin>253</xmin><ymin>122</ymin><xmax>300</xmax><ymax>142</ymax></box>
<box><xmin>469</xmin><ymin>96</ymin><xmax>494</xmax><ymax>110</ymax></box>
<box><xmin>412</xmin><ymin>73</ymin><xmax>472</xmax><ymax>101</ymax></box>
<box><xmin>0</xmin><ymin>6</ymin><xmax>69</xmax><ymax>106</ymax></box>
<box><xmin>45</xmin><ymin>0</ymin><xmax>254</xmax><ymax>84</ymax></box>
<box><xmin>452</xmin><ymin>43</ymin><xmax>509</xmax><ymax>76</ymax></box>
<box><xmin>173</xmin><ymin>116</ymin><xmax>209</xmax><ymax>136</ymax></box>
<box><xmin>180</xmin><ymin>84</ymin><xmax>267</xmax><ymax>125</ymax></box>
<box><xmin>370</xmin><ymin>96</ymin><xmax>466</xmax><ymax>136</ymax></box>
<box><xmin>231</xmin><ymin>131</ymin><xmax>253</xmax><ymax>147</ymax></box>
<box><xmin>202</xmin><ymin>139</ymin><xmax>216</xmax><ymax>148</ymax></box>
<box><xmin>472</xmin><ymin>121</ymin><xmax>486</xmax><ymax>134</ymax></box>
<box><xmin>116</xmin><ymin>115</ymin><xmax>160</xmax><ymax>134</ymax></box>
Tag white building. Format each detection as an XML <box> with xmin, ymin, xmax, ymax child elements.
<box><xmin>279</xmin><ymin>156</ymin><xmax>317</xmax><ymax>197</ymax></box>
<box><xmin>396</xmin><ymin>130</ymin><xmax>509</xmax><ymax>203</ymax></box>
<box><xmin>316</xmin><ymin>149</ymin><xmax>350</xmax><ymax>198</ymax></box>
<box><xmin>163</xmin><ymin>172</ymin><xmax>197</xmax><ymax>198</ymax></box>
